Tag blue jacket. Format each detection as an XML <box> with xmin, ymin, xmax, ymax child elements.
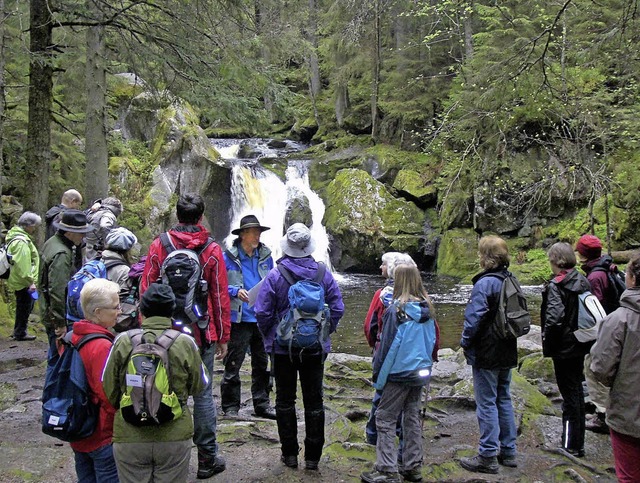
<box><xmin>224</xmin><ymin>242</ymin><xmax>273</xmax><ymax>323</ymax></box>
<box><xmin>372</xmin><ymin>300</ymin><xmax>435</xmax><ymax>389</ymax></box>
<box><xmin>254</xmin><ymin>256</ymin><xmax>344</xmax><ymax>355</ymax></box>
<box><xmin>460</xmin><ymin>268</ymin><xmax>518</xmax><ymax>369</ymax></box>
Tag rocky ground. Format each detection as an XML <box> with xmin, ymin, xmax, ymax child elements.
<box><xmin>0</xmin><ymin>324</ymin><xmax>617</xmax><ymax>483</ymax></box>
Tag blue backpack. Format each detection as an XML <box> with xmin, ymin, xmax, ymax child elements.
<box><xmin>275</xmin><ymin>263</ymin><xmax>331</xmax><ymax>352</ymax></box>
<box><xmin>42</xmin><ymin>331</ymin><xmax>111</xmax><ymax>442</ymax></box>
<box><xmin>67</xmin><ymin>260</ymin><xmax>107</xmax><ymax>322</ymax></box>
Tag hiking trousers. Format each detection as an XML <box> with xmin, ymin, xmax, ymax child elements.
<box><xmin>13</xmin><ymin>287</ymin><xmax>34</xmax><ymax>339</ymax></box>
<box><xmin>553</xmin><ymin>356</ymin><xmax>586</xmax><ymax>452</ymax></box>
<box><xmin>221</xmin><ymin>322</ymin><xmax>270</xmax><ymax>413</ymax></box>
<box><xmin>375</xmin><ymin>382</ymin><xmax>424</xmax><ymax>473</ymax></box>
<box><xmin>113</xmin><ymin>440</ymin><xmax>191</xmax><ymax>483</ymax></box>
<box><xmin>274</xmin><ymin>352</ymin><xmax>325</xmax><ymax>462</ymax></box>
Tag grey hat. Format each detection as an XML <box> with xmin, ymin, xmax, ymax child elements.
<box><xmin>280</xmin><ymin>223</ymin><xmax>316</xmax><ymax>258</ymax></box>
<box><xmin>105</xmin><ymin>227</ymin><xmax>138</xmax><ymax>252</ymax></box>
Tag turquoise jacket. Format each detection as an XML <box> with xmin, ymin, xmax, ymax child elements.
<box><xmin>224</xmin><ymin>242</ymin><xmax>273</xmax><ymax>323</ymax></box>
<box><xmin>373</xmin><ymin>300</ymin><xmax>436</xmax><ymax>390</ymax></box>
<box><xmin>6</xmin><ymin>226</ymin><xmax>39</xmax><ymax>292</ymax></box>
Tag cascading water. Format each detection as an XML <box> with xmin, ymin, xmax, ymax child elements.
<box><xmin>211</xmin><ymin>139</ymin><xmax>332</xmax><ymax>267</ymax></box>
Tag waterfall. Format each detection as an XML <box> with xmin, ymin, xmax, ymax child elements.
<box><xmin>213</xmin><ymin>139</ymin><xmax>332</xmax><ymax>267</ymax></box>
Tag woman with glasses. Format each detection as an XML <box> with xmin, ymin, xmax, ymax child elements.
<box><xmin>590</xmin><ymin>254</ymin><xmax>640</xmax><ymax>482</ymax></box>
<box><xmin>69</xmin><ymin>278</ymin><xmax>121</xmax><ymax>482</ymax></box>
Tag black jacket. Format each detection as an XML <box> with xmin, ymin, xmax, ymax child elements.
<box><xmin>541</xmin><ymin>268</ymin><xmax>593</xmax><ymax>359</ymax></box>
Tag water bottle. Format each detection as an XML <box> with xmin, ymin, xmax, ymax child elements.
<box><xmin>30</xmin><ymin>290</ymin><xmax>39</xmax><ymax>301</ymax></box>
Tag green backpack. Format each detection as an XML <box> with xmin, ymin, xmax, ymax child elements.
<box><xmin>120</xmin><ymin>329</ymin><xmax>183</xmax><ymax>426</ymax></box>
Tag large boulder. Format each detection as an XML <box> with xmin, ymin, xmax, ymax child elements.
<box><xmin>324</xmin><ymin>168</ymin><xmax>425</xmax><ymax>271</ymax></box>
<box><xmin>436</xmin><ymin>228</ymin><xmax>479</xmax><ymax>280</ymax></box>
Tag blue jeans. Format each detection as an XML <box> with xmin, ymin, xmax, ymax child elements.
<box><xmin>472</xmin><ymin>366</ymin><xmax>517</xmax><ymax>457</ymax></box>
<box><xmin>193</xmin><ymin>344</ymin><xmax>219</xmax><ymax>458</ymax></box>
<box><xmin>74</xmin><ymin>444</ymin><xmax>119</xmax><ymax>483</ymax></box>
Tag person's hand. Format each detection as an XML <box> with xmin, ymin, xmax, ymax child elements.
<box><xmin>28</xmin><ymin>284</ymin><xmax>37</xmax><ymax>293</ymax></box>
<box><xmin>215</xmin><ymin>342</ymin><xmax>228</xmax><ymax>361</ymax></box>
<box><xmin>238</xmin><ymin>289</ymin><xmax>250</xmax><ymax>303</ymax></box>
<box><xmin>54</xmin><ymin>326</ymin><xmax>67</xmax><ymax>338</ymax></box>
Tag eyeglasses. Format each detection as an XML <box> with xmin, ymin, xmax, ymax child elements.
<box><xmin>100</xmin><ymin>304</ymin><xmax>122</xmax><ymax>311</ymax></box>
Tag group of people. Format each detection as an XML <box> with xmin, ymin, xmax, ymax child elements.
<box><xmin>4</xmin><ymin>187</ymin><xmax>639</xmax><ymax>482</ymax></box>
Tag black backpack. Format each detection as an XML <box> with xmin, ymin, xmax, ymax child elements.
<box><xmin>42</xmin><ymin>332</ymin><xmax>111</xmax><ymax>441</ymax></box>
<box><xmin>159</xmin><ymin>232</ymin><xmax>213</xmax><ymax>335</ymax></box>
<box><xmin>591</xmin><ymin>260</ymin><xmax>627</xmax><ymax>311</ymax></box>
<box><xmin>483</xmin><ymin>272</ymin><xmax>532</xmax><ymax>339</ymax></box>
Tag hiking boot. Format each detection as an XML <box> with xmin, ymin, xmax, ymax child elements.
<box><xmin>12</xmin><ymin>334</ymin><xmax>36</xmax><ymax>341</ymax></box>
<box><xmin>197</xmin><ymin>455</ymin><xmax>226</xmax><ymax>479</ymax></box>
<box><xmin>281</xmin><ymin>454</ymin><xmax>298</xmax><ymax>468</ymax></box>
<box><xmin>305</xmin><ymin>460</ymin><xmax>319</xmax><ymax>470</ymax></box>
<box><xmin>399</xmin><ymin>467</ymin><xmax>423</xmax><ymax>482</ymax></box>
<box><xmin>586</xmin><ymin>412</ymin><xmax>609</xmax><ymax>434</ymax></box>
<box><xmin>224</xmin><ymin>408</ymin><xmax>239</xmax><ymax>417</ymax></box>
<box><xmin>360</xmin><ymin>469</ymin><xmax>402</xmax><ymax>483</ymax></box>
<box><xmin>564</xmin><ymin>447</ymin><xmax>585</xmax><ymax>458</ymax></box>
<box><xmin>497</xmin><ymin>454</ymin><xmax>518</xmax><ymax>468</ymax></box>
<box><xmin>254</xmin><ymin>406</ymin><xmax>277</xmax><ymax>420</ymax></box>
<box><xmin>459</xmin><ymin>454</ymin><xmax>499</xmax><ymax>474</ymax></box>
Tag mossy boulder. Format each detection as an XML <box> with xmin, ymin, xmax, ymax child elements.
<box><xmin>324</xmin><ymin>168</ymin><xmax>425</xmax><ymax>271</ymax></box>
<box><xmin>392</xmin><ymin>169</ymin><xmax>437</xmax><ymax>207</ymax></box>
<box><xmin>519</xmin><ymin>352</ymin><xmax>555</xmax><ymax>383</ymax></box>
<box><xmin>436</xmin><ymin>228</ymin><xmax>479</xmax><ymax>280</ymax></box>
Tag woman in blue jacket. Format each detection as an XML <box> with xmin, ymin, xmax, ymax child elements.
<box><xmin>361</xmin><ymin>265</ymin><xmax>436</xmax><ymax>483</ymax></box>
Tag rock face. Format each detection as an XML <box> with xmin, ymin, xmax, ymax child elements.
<box><xmin>116</xmin><ymin>95</ymin><xmax>232</xmax><ymax>241</ymax></box>
<box><xmin>324</xmin><ymin>168</ymin><xmax>426</xmax><ymax>271</ymax></box>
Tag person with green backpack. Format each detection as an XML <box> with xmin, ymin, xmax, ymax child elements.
<box><xmin>102</xmin><ymin>283</ymin><xmax>209</xmax><ymax>483</ymax></box>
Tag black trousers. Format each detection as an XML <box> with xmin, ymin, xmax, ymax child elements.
<box><xmin>13</xmin><ymin>288</ymin><xmax>34</xmax><ymax>338</ymax></box>
<box><xmin>553</xmin><ymin>356</ymin><xmax>586</xmax><ymax>451</ymax></box>
<box><xmin>274</xmin><ymin>352</ymin><xmax>325</xmax><ymax>462</ymax></box>
<box><xmin>220</xmin><ymin>322</ymin><xmax>270</xmax><ymax>412</ymax></box>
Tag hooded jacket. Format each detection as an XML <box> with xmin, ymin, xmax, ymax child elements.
<box><xmin>541</xmin><ymin>268</ymin><xmax>593</xmax><ymax>359</ymax></box>
<box><xmin>363</xmin><ymin>280</ymin><xmax>393</xmax><ymax>349</ymax></box>
<box><xmin>590</xmin><ymin>287</ymin><xmax>640</xmax><ymax>438</ymax></box>
<box><xmin>581</xmin><ymin>255</ymin><xmax>617</xmax><ymax>314</ymax></box>
<box><xmin>254</xmin><ymin>256</ymin><xmax>344</xmax><ymax>355</ymax></box>
<box><xmin>69</xmin><ymin>321</ymin><xmax>115</xmax><ymax>453</ymax></box>
<box><xmin>5</xmin><ymin>226</ymin><xmax>39</xmax><ymax>292</ymax></box>
<box><xmin>460</xmin><ymin>268</ymin><xmax>518</xmax><ymax>369</ymax></box>
<box><xmin>141</xmin><ymin>224</ymin><xmax>231</xmax><ymax>346</ymax></box>
<box><xmin>84</xmin><ymin>206</ymin><xmax>119</xmax><ymax>261</ymax></box>
<box><xmin>101</xmin><ymin>249</ymin><xmax>131</xmax><ymax>295</ymax></box>
<box><xmin>372</xmin><ymin>300</ymin><xmax>435</xmax><ymax>389</ymax></box>
<box><xmin>102</xmin><ymin>316</ymin><xmax>209</xmax><ymax>443</ymax></box>
<box><xmin>39</xmin><ymin>233</ymin><xmax>76</xmax><ymax>330</ymax></box>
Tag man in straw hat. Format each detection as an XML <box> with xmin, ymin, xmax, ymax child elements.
<box><xmin>39</xmin><ymin>209</ymin><xmax>94</xmax><ymax>368</ymax></box>
<box><xmin>221</xmin><ymin>215</ymin><xmax>276</xmax><ymax>419</ymax></box>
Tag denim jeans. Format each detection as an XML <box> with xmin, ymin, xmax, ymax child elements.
<box><xmin>220</xmin><ymin>322</ymin><xmax>270</xmax><ymax>413</ymax></box>
<box><xmin>274</xmin><ymin>353</ymin><xmax>325</xmax><ymax>461</ymax></box>
<box><xmin>472</xmin><ymin>366</ymin><xmax>517</xmax><ymax>457</ymax></box>
<box><xmin>74</xmin><ymin>443</ymin><xmax>119</xmax><ymax>483</ymax></box>
<box><xmin>13</xmin><ymin>287</ymin><xmax>34</xmax><ymax>338</ymax></box>
<box><xmin>192</xmin><ymin>344</ymin><xmax>219</xmax><ymax>458</ymax></box>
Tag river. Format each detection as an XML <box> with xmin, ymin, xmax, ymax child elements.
<box><xmin>332</xmin><ymin>273</ymin><xmax>543</xmax><ymax>356</ymax></box>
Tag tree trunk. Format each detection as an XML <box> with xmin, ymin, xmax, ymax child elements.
<box><xmin>26</xmin><ymin>0</ymin><xmax>54</xmax><ymax>247</ymax></box>
<box><xmin>463</xmin><ymin>1</ymin><xmax>474</xmax><ymax>61</ymax></box>
<box><xmin>371</xmin><ymin>0</ymin><xmax>381</xmax><ymax>142</ymax></box>
<box><xmin>307</xmin><ymin>0</ymin><xmax>320</xmax><ymax>127</ymax></box>
<box><xmin>85</xmin><ymin>0</ymin><xmax>109</xmax><ymax>203</ymax></box>
<box><xmin>0</xmin><ymin>0</ymin><xmax>5</xmax><ymax>199</ymax></box>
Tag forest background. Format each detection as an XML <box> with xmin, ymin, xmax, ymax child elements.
<box><xmin>0</xmin><ymin>0</ymin><xmax>639</xmax><ymax>281</ymax></box>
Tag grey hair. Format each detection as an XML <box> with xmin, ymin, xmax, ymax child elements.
<box><xmin>80</xmin><ymin>278</ymin><xmax>120</xmax><ymax>321</ymax></box>
<box><xmin>17</xmin><ymin>211</ymin><xmax>42</xmax><ymax>228</ymax></box>
<box><xmin>387</xmin><ymin>252</ymin><xmax>417</xmax><ymax>279</ymax></box>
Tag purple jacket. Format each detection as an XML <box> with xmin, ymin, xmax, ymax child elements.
<box><xmin>255</xmin><ymin>256</ymin><xmax>344</xmax><ymax>355</ymax></box>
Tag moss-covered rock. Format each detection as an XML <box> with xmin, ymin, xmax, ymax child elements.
<box><xmin>324</xmin><ymin>168</ymin><xmax>425</xmax><ymax>271</ymax></box>
<box><xmin>436</xmin><ymin>228</ymin><xmax>479</xmax><ymax>280</ymax></box>
<box><xmin>392</xmin><ymin>169</ymin><xmax>437</xmax><ymax>207</ymax></box>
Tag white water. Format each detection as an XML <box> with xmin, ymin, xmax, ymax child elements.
<box><xmin>213</xmin><ymin>140</ymin><xmax>332</xmax><ymax>267</ymax></box>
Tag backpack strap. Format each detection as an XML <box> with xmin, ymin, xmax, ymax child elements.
<box><xmin>195</xmin><ymin>237</ymin><xmax>215</xmax><ymax>256</ymax></box>
<box><xmin>277</xmin><ymin>262</ymin><xmax>326</xmax><ymax>286</ymax></box>
<box><xmin>126</xmin><ymin>328</ymin><xmax>145</xmax><ymax>348</ymax></box>
<box><xmin>154</xmin><ymin>329</ymin><xmax>182</xmax><ymax>352</ymax></box>
<box><xmin>104</xmin><ymin>260</ymin><xmax>127</xmax><ymax>270</ymax></box>
<box><xmin>159</xmin><ymin>232</ymin><xmax>176</xmax><ymax>256</ymax></box>
<box><xmin>62</xmin><ymin>331</ymin><xmax>111</xmax><ymax>351</ymax></box>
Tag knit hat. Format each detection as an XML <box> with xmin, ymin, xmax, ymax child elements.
<box><xmin>576</xmin><ymin>235</ymin><xmax>602</xmax><ymax>260</ymax></box>
<box><xmin>105</xmin><ymin>227</ymin><xmax>137</xmax><ymax>252</ymax></box>
<box><xmin>280</xmin><ymin>223</ymin><xmax>316</xmax><ymax>258</ymax></box>
<box><xmin>140</xmin><ymin>283</ymin><xmax>176</xmax><ymax>318</ymax></box>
